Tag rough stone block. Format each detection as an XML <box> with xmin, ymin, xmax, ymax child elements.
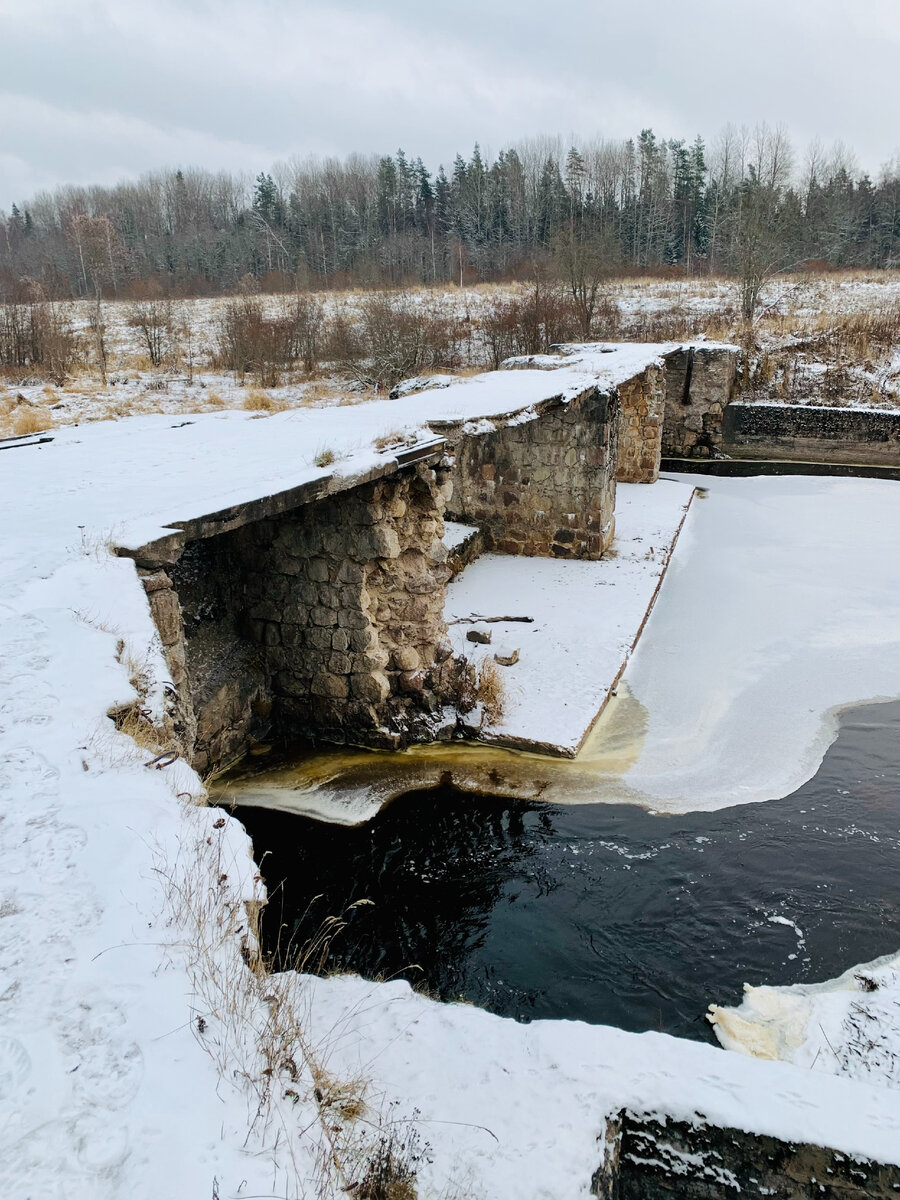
<box><xmin>149</xmin><ymin>588</ymin><xmax>183</xmax><ymax>647</ymax></box>
<box><xmin>306</xmin><ymin>557</ymin><xmax>330</xmax><ymax>582</ymax></box>
<box><xmin>310</xmin><ymin>606</ymin><xmax>338</xmax><ymax>627</ymax></box>
<box><xmin>311</xmin><ymin>671</ymin><xmax>349</xmax><ymax>699</ymax></box>
<box><xmin>392</xmin><ymin>646</ymin><xmax>420</xmax><ymax>671</ymax></box>
<box><xmin>350</xmin><ymin>671</ymin><xmax>391</xmax><ymax>703</ymax></box>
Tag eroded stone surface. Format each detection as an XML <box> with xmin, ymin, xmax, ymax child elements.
<box><xmin>662</xmin><ymin>346</ymin><xmax>739</xmax><ymax>459</ymax></box>
<box><xmin>594</xmin><ymin>1112</ymin><xmax>900</xmax><ymax>1199</ymax></box>
<box><xmin>445</xmin><ymin>385</ymin><xmax>619</xmax><ymax>559</ymax></box>
<box><xmin>724</xmin><ymin>401</ymin><xmax>900</xmax><ymax>466</ymax></box>
<box><xmin>617</xmin><ymin>364</ymin><xmax>665</xmax><ymax>483</ymax></box>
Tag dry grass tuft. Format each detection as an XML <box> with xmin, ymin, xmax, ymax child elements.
<box><xmin>454</xmin><ymin>657</ymin><xmax>506</xmax><ymax>724</ymax></box>
<box><xmin>10</xmin><ymin>405</ymin><xmax>55</xmax><ymax>435</ymax></box>
<box><xmin>373</xmin><ymin>429</ymin><xmax>417</xmax><ymax>453</ymax></box>
<box><xmin>310</xmin><ymin>1065</ymin><xmax>368</xmax><ymax>1123</ymax></box>
<box><xmin>349</xmin><ymin>1121</ymin><xmax>423</xmax><ymax>1200</ymax></box>
<box><xmin>243</xmin><ymin>386</ymin><xmax>282</xmax><ymax>412</ymax></box>
<box><xmin>206</xmin><ymin>388</ymin><xmax>225</xmax><ymax>407</ymax></box>
<box><xmin>302</xmin><ymin>379</ymin><xmax>340</xmax><ymax>404</ymax></box>
<box><xmin>314</xmin><ymin>447</ymin><xmax>336</xmax><ymax>467</ymax></box>
<box><xmin>475</xmin><ymin>659</ymin><xmax>505</xmax><ymax>723</ymax></box>
<box><xmin>109</xmin><ymin>701</ymin><xmax>169</xmax><ymax>756</ymax></box>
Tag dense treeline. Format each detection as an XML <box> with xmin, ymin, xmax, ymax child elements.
<box><xmin>2</xmin><ymin>125</ymin><xmax>900</xmax><ymax>300</ymax></box>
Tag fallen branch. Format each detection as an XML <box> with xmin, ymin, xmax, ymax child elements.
<box><xmin>448</xmin><ymin>614</ymin><xmax>534</xmax><ymax>625</ymax></box>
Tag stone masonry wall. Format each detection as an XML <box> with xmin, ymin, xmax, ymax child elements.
<box><xmin>141</xmin><ymin>461</ymin><xmax>455</xmax><ymax>774</ymax></box>
<box><xmin>233</xmin><ymin>463</ymin><xmax>455</xmax><ymax>752</ymax></box>
<box><xmin>593</xmin><ymin>1112</ymin><xmax>900</xmax><ymax>1199</ymax></box>
<box><xmin>616</xmin><ymin>364</ymin><xmax>665</xmax><ymax>483</ymax></box>
<box><xmin>445</xmin><ymin>385</ymin><xmax>619</xmax><ymax>559</ymax></box>
<box><xmin>724</xmin><ymin>401</ymin><xmax>900</xmax><ymax>466</ymax></box>
<box><xmin>662</xmin><ymin>346</ymin><xmax>739</xmax><ymax>458</ymax></box>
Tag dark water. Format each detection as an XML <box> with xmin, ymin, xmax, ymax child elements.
<box><xmin>233</xmin><ymin>701</ymin><xmax>900</xmax><ymax>1042</ymax></box>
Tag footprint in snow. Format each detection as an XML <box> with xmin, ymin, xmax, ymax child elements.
<box><xmin>0</xmin><ymin>1037</ymin><xmax>32</xmax><ymax>1101</ymax></box>
<box><xmin>72</xmin><ymin>1040</ymin><xmax>144</xmax><ymax>1110</ymax></box>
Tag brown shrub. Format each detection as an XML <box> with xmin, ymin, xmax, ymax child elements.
<box><xmin>322</xmin><ymin>291</ymin><xmax>466</xmax><ymax>388</ymax></box>
<box><xmin>215</xmin><ymin>295</ymin><xmax>294</xmax><ymax>386</ymax></box>
<box><xmin>11</xmin><ymin>405</ymin><xmax>55</xmax><ymax>435</ymax></box>
<box><xmin>126</xmin><ymin>286</ymin><xmax>179</xmax><ymax>367</ymax></box>
<box><xmin>481</xmin><ymin>282</ymin><xmax>582</xmax><ymax>367</ymax></box>
<box><xmin>0</xmin><ymin>283</ymin><xmax>78</xmax><ymax>383</ymax></box>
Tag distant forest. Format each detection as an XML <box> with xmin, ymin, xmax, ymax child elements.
<box><xmin>3</xmin><ymin>126</ymin><xmax>900</xmax><ymax>298</ymax></box>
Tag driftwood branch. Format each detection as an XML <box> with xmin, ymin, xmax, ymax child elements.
<box><xmin>448</xmin><ymin>614</ymin><xmax>534</xmax><ymax>625</ymax></box>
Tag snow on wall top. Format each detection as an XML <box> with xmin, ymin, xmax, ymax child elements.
<box><xmin>0</xmin><ymin>343</ymin><xmax>668</xmax><ymax>563</ymax></box>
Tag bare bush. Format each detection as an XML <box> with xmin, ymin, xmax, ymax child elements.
<box><xmin>0</xmin><ymin>281</ymin><xmax>77</xmax><ymax>383</ymax></box>
<box><xmin>481</xmin><ymin>282</ymin><xmax>582</xmax><ymax>367</ymax></box>
<box><xmin>337</xmin><ymin>292</ymin><xmax>464</xmax><ymax>389</ymax></box>
<box><xmin>215</xmin><ymin>294</ymin><xmax>295</xmax><ymax>386</ymax></box>
<box><xmin>127</xmin><ymin>285</ymin><xmax>180</xmax><ymax>367</ymax></box>
<box><xmin>287</xmin><ymin>292</ymin><xmax>327</xmax><ymax>374</ymax></box>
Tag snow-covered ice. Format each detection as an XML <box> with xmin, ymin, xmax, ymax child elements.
<box><xmin>616</xmin><ymin>472</ymin><xmax>900</xmax><ymax>812</ymax></box>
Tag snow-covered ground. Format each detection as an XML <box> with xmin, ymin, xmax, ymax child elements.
<box><xmin>4</xmin><ymin>363</ymin><xmax>900</xmax><ymax>1195</ymax></box>
<box><xmin>445</xmin><ymin>479</ymin><xmax>694</xmax><ymax>753</ymax></box>
<box><xmin>1</xmin><ymin>342</ymin><xmax>665</xmax><ymax>561</ymax></box>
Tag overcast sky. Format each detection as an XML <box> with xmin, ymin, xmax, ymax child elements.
<box><xmin>2</xmin><ymin>0</ymin><xmax>899</xmax><ymax>210</ymax></box>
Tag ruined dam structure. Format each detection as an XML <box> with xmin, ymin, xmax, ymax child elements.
<box><xmin>119</xmin><ymin>343</ymin><xmax>738</xmax><ymax>776</ymax></box>
<box><xmin>659</xmin><ymin>344</ymin><xmax>900</xmax><ymax>469</ymax></box>
<box><xmin>723</xmin><ymin>400</ymin><xmax>900</xmax><ymax>466</ymax></box>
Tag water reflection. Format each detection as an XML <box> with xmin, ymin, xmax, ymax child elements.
<box><xmin>234</xmin><ymin>701</ymin><xmax>900</xmax><ymax>1041</ymax></box>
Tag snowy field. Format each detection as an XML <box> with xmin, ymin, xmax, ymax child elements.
<box><xmin>3</xmin><ymin>271</ymin><xmax>900</xmax><ymax>442</ymax></box>
<box><xmin>3</xmin><ymin>355</ymin><xmax>900</xmax><ymax>1193</ymax></box>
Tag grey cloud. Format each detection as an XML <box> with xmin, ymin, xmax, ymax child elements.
<box><xmin>1</xmin><ymin>0</ymin><xmax>898</xmax><ymax>209</ymax></box>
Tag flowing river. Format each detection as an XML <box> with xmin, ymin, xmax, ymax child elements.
<box><xmin>231</xmin><ymin>699</ymin><xmax>900</xmax><ymax>1041</ymax></box>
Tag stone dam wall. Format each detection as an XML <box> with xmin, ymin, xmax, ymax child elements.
<box><xmin>592</xmin><ymin>1111</ymin><xmax>899</xmax><ymax>1199</ymax></box>
<box><xmin>724</xmin><ymin>401</ymin><xmax>900</xmax><ymax>466</ymax></box>
<box><xmin>125</xmin><ymin>376</ymin><xmax>629</xmax><ymax>771</ymax></box>
<box><xmin>661</xmin><ymin>345</ymin><xmax>740</xmax><ymax>460</ymax></box>
<box><xmin>136</xmin><ymin>461</ymin><xmax>457</xmax><ymax>772</ymax></box>
<box><xmin>124</xmin><ymin>348</ymin><xmax>742</xmax><ymax>773</ymax></box>
<box><xmin>441</xmin><ymin>383</ymin><xmax>619</xmax><ymax>557</ymax></box>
